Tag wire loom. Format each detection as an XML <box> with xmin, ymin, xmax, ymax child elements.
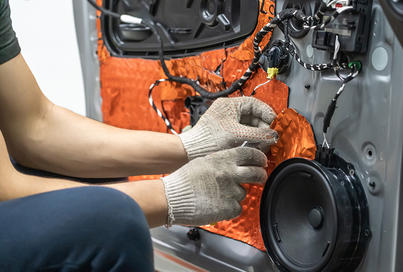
<box><xmin>146</xmin><ymin>2</ymin><xmax>355</xmax><ymax>134</ymax></box>
<box><xmin>95</xmin><ymin>0</ymin><xmax>316</xmax><ymax>251</ymax></box>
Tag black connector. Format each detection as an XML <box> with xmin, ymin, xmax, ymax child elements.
<box><xmin>315</xmin><ymin>145</ymin><xmax>336</xmax><ymax>167</ymax></box>
<box><xmin>187</xmin><ymin>228</ymin><xmax>201</xmax><ymax>241</ymax></box>
<box><xmin>185</xmin><ymin>96</ymin><xmax>212</xmax><ymax>126</ymax></box>
<box><xmin>259</xmin><ymin>40</ymin><xmax>291</xmax><ymax>74</ymax></box>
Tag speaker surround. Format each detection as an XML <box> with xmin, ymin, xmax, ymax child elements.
<box><xmin>260</xmin><ymin>150</ymin><xmax>371</xmax><ymax>272</ymax></box>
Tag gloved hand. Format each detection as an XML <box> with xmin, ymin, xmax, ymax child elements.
<box><xmin>162</xmin><ymin>147</ymin><xmax>268</xmax><ymax>226</ymax></box>
<box><xmin>179</xmin><ymin>97</ymin><xmax>278</xmax><ymax>160</ymax></box>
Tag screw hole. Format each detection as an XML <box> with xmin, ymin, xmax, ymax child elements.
<box><xmin>363</xmin><ymin>143</ymin><xmax>376</xmax><ymax>163</ymax></box>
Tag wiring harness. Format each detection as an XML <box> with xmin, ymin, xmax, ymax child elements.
<box><xmin>89</xmin><ymin>0</ymin><xmax>361</xmax><ymax>137</ymax></box>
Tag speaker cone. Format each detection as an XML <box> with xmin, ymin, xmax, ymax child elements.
<box><xmin>260</xmin><ymin>154</ymin><xmax>370</xmax><ymax>272</ymax></box>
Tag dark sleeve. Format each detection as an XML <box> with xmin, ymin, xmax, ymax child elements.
<box><xmin>0</xmin><ymin>0</ymin><xmax>20</xmax><ymax>64</ymax></box>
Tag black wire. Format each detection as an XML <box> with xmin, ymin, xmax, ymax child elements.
<box><xmin>284</xmin><ymin>19</ymin><xmax>290</xmax><ymax>43</ymax></box>
<box><xmin>91</xmin><ymin>1</ymin><xmax>345</xmax><ymax>100</ymax></box>
<box><xmin>90</xmin><ymin>0</ymin><xmax>358</xmax><ymax>135</ymax></box>
<box><xmin>87</xmin><ymin>0</ymin><xmax>121</xmax><ymax>19</ymax></box>
<box><xmin>85</xmin><ymin>0</ymin><xmax>241</xmax><ymax>99</ymax></box>
<box><xmin>142</xmin><ymin>20</ymin><xmax>245</xmax><ymax>99</ymax></box>
<box><xmin>145</xmin><ymin>8</ymin><xmax>338</xmax><ymax>99</ymax></box>
<box><xmin>323</xmin><ymin>66</ymin><xmax>358</xmax><ymax>133</ymax></box>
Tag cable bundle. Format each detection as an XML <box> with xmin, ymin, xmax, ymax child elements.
<box><xmin>89</xmin><ymin>0</ymin><xmax>361</xmax><ymax>137</ymax></box>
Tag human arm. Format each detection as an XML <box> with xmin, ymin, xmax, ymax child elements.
<box><xmin>0</xmin><ymin>0</ymin><xmax>275</xmax><ymax>230</ymax></box>
<box><xmin>0</xmin><ymin>54</ymin><xmax>278</xmax><ymax>178</ymax></box>
<box><xmin>0</xmin><ymin>130</ymin><xmax>168</xmax><ymax>227</ymax></box>
<box><xmin>0</xmin><ymin>55</ymin><xmax>188</xmax><ymax>178</ymax></box>
<box><xmin>0</xmin><ymin>0</ymin><xmax>277</xmax><ymax>179</ymax></box>
<box><xmin>0</xmin><ymin>130</ymin><xmax>267</xmax><ymax>227</ymax></box>
<box><xmin>0</xmin><ymin>53</ymin><xmax>279</xmax><ymax>179</ymax></box>
<box><xmin>0</xmin><ymin>54</ymin><xmax>274</xmax><ymax>228</ymax></box>
<box><xmin>0</xmin><ymin>1</ymin><xmax>187</xmax><ymax>178</ymax></box>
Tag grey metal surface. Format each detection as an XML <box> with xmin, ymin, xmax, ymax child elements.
<box><xmin>151</xmin><ymin>2</ymin><xmax>403</xmax><ymax>271</ymax></box>
<box><xmin>72</xmin><ymin>0</ymin><xmax>103</xmax><ymax>121</ymax></box>
<box><xmin>274</xmin><ymin>1</ymin><xmax>403</xmax><ymax>271</ymax></box>
<box><xmin>74</xmin><ymin>1</ymin><xmax>403</xmax><ymax>271</ymax></box>
<box><xmin>151</xmin><ymin>226</ymin><xmax>275</xmax><ymax>272</ymax></box>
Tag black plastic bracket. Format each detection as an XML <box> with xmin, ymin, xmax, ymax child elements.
<box><xmin>101</xmin><ymin>0</ymin><xmax>259</xmax><ymax>58</ymax></box>
<box><xmin>315</xmin><ymin>145</ymin><xmax>336</xmax><ymax>167</ymax></box>
<box><xmin>312</xmin><ymin>0</ymin><xmax>373</xmax><ymax>53</ymax></box>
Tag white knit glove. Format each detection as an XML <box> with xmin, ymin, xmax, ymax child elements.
<box><xmin>179</xmin><ymin>97</ymin><xmax>278</xmax><ymax>160</ymax></box>
<box><xmin>162</xmin><ymin>146</ymin><xmax>268</xmax><ymax>226</ymax></box>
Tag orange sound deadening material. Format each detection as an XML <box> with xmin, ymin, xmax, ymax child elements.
<box><xmin>96</xmin><ymin>0</ymin><xmax>316</xmax><ymax>251</ymax></box>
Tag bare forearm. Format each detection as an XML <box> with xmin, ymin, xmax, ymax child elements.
<box><xmin>1</xmin><ymin>172</ymin><xmax>167</xmax><ymax>227</ymax></box>
<box><xmin>105</xmin><ymin>180</ymin><xmax>168</xmax><ymax>227</ymax></box>
<box><xmin>7</xmin><ymin>104</ymin><xmax>187</xmax><ymax>178</ymax></box>
<box><xmin>0</xmin><ymin>54</ymin><xmax>187</xmax><ymax>178</ymax></box>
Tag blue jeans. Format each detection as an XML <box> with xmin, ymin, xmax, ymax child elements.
<box><xmin>0</xmin><ymin>186</ymin><xmax>154</xmax><ymax>272</ymax></box>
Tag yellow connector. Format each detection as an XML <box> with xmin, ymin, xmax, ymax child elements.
<box><xmin>267</xmin><ymin>67</ymin><xmax>279</xmax><ymax>80</ymax></box>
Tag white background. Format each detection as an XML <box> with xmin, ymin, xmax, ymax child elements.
<box><xmin>9</xmin><ymin>0</ymin><xmax>86</xmax><ymax>116</ymax></box>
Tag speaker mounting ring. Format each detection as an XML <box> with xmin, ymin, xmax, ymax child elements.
<box><xmin>260</xmin><ymin>151</ymin><xmax>370</xmax><ymax>272</ymax></box>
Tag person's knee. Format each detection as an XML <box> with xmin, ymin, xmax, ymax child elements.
<box><xmin>0</xmin><ymin>186</ymin><xmax>154</xmax><ymax>271</ymax></box>
<box><xmin>70</xmin><ymin>187</ymin><xmax>154</xmax><ymax>270</ymax></box>
<box><xmin>45</xmin><ymin>187</ymin><xmax>153</xmax><ymax>271</ymax></box>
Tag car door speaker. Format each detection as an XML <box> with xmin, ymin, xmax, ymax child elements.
<box><xmin>260</xmin><ymin>149</ymin><xmax>370</xmax><ymax>272</ymax></box>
